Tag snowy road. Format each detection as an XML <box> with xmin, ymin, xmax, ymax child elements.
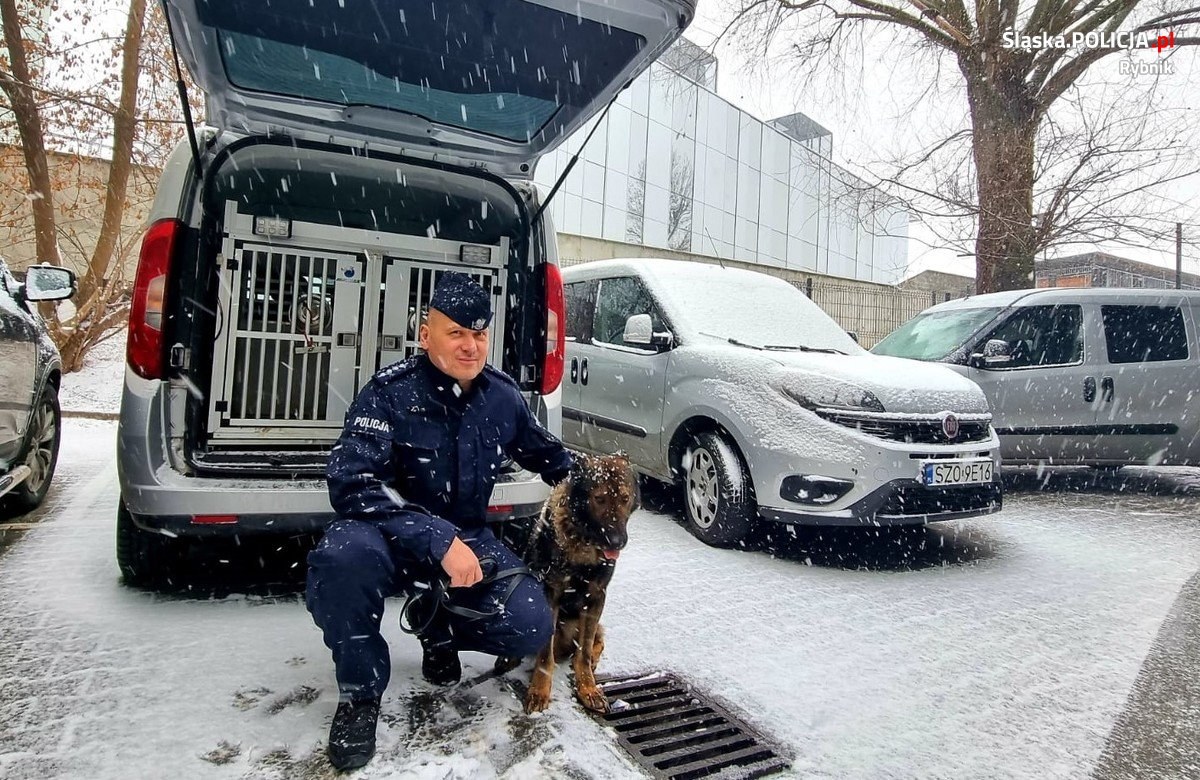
<box><xmin>1</xmin><ymin>419</ymin><xmax>1198</xmax><ymax>779</ymax></box>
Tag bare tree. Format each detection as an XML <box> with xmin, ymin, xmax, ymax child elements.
<box><xmin>668</xmin><ymin>150</ymin><xmax>695</xmax><ymax>251</ymax></box>
<box><xmin>722</xmin><ymin>0</ymin><xmax>1199</xmax><ymax>291</ymax></box>
<box><xmin>0</xmin><ymin>0</ymin><xmax>197</xmax><ymax>370</ymax></box>
<box><xmin>626</xmin><ymin>159</ymin><xmax>647</xmax><ymax>243</ymax></box>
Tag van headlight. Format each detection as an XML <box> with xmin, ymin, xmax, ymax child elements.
<box><xmin>780</xmin><ymin>384</ymin><xmax>885</xmax><ymax>412</ymax></box>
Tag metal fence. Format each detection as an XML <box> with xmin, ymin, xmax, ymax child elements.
<box><xmin>795</xmin><ymin>279</ymin><xmax>934</xmax><ymax>348</ymax></box>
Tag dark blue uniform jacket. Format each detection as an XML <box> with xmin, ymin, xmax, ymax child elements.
<box><xmin>326</xmin><ymin>354</ymin><xmax>572</xmax><ymax>563</ymax></box>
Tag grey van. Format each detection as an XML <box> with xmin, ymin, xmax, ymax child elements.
<box><xmin>116</xmin><ymin>0</ymin><xmax>693</xmax><ymax>586</ymax></box>
<box><xmin>561</xmin><ymin>259</ymin><xmax>1002</xmax><ymax>547</ymax></box>
<box><xmin>873</xmin><ymin>287</ymin><xmax>1200</xmax><ymax>468</ymax></box>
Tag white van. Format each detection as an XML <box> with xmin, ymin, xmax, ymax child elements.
<box><xmin>873</xmin><ymin>287</ymin><xmax>1200</xmax><ymax>468</ymax></box>
<box><xmin>561</xmin><ymin>259</ymin><xmax>1003</xmax><ymax>547</ymax></box>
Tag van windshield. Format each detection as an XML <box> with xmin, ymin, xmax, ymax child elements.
<box><xmin>872</xmin><ymin>307</ymin><xmax>1004</xmax><ymax>361</ymax></box>
<box><xmin>202</xmin><ymin>0</ymin><xmax>645</xmax><ymax>143</ymax></box>
<box><xmin>662</xmin><ymin>273</ymin><xmax>862</xmax><ymax>354</ymax></box>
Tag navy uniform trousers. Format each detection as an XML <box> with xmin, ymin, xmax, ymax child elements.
<box><xmin>305</xmin><ymin>519</ymin><xmax>550</xmax><ymax>701</ymax></box>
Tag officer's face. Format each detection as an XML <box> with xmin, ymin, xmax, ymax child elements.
<box><xmin>420</xmin><ymin>308</ymin><xmax>489</xmax><ymax>385</ymax></box>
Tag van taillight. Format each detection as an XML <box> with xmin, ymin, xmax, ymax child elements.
<box><xmin>541</xmin><ymin>263</ymin><xmax>566</xmax><ymax>394</ymax></box>
<box><xmin>128</xmin><ymin>219</ymin><xmax>181</xmax><ymax>380</ymax></box>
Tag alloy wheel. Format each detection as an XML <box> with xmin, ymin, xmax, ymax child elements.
<box><xmin>686</xmin><ymin>447</ymin><xmax>719</xmax><ymax>529</ymax></box>
<box><xmin>24</xmin><ymin>397</ymin><xmax>57</xmax><ymax>494</ymax></box>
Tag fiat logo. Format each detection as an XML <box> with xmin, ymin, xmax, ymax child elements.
<box><xmin>941</xmin><ymin>412</ymin><xmax>960</xmax><ymax>440</ymax></box>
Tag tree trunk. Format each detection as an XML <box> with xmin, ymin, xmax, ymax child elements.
<box><xmin>964</xmin><ymin>64</ymin><xmax>1038</xmax><ymax>293</ymax></box>
<box><xmin>0</xmin><ymin>0</ymin><xmax>60</xmax><ymax>268</ymax></box>
<box><xmin>77</xmin><ymin>0</ymin><xmax>148</xmax><ymax>313</ymax></box>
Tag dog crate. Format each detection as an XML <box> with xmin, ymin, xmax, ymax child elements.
<box><xmin>206</xmin><ymin>201</ymin><xmax>509</xmax><ymax>445</ymax></box>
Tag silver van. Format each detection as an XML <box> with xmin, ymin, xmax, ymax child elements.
<box><xmin>872</xmin><ymin>287</ymin><xmax>1200</xmax><ymax>468</ymax></box>
<box><xmin>116</xmin><ymin>0</ymin><xmax>693</xmax><ymax>586</ymax></box>
<box><xmin>560</xmin><ymin>259</ymin><xmax>1002</xmax><ymax>547</ymax></box>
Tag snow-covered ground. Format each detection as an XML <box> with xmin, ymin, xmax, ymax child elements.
<box><xmin>57</xmin><ymin>330</ymin><xmax>126</xmax><ymax>415</ymax></box>
<box><xmin>2</xmin><ymin>420</ymin><xmax>1199</xmax><ymax>779</ymax></box>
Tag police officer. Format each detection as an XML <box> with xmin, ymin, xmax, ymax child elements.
<box><xmin>306</xmin><ymin>272</ymin><xmax>572</xmax><ymax>771</ymax></box>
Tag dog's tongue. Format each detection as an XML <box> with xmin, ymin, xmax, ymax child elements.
<box><xmin>602</xmin><ymin>549</ymin><xmax>621</xmax><ymax>561</ymax></box>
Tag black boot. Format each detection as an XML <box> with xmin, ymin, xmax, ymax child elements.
<box><xmin>420</xmin><ymin>636</ymin><xmax>462</xmax><ymax>685</ymax></box>
<box><xmin>493</xmin><ymin>655</ymin><xmax>522</xmax><ymax>675</ymax></box>
<box><xmin>327</xmin><ymin>696</ymin><xmax>381</xmax><ymax>772</ymax></box>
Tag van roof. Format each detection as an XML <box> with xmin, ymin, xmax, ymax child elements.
<box><xmin>562</xmin><ymin>257</ymin><xmax>791</xmax><ymax>287</ymax></box>
<box><xmin>928</xmin><ymin>286</ymin><xmax>1200</xmax><ymax>312</ymax></box>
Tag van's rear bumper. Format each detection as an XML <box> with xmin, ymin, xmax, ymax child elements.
<box><xmin>127</xmin><ymin>501</ymin><xmax>547</xmax><ymax>538</ymax></box>
<box><xmin>759</xmin><ymin>478</ymin><xmax>1003</xmax><ymax>527</ymax></box>
<box><xmin>118</xmin><ymin>379</ymin><xmax>554</xmax><ymax>536</ymax></box>
<box><xmin>123</xmin><ymin>467</ymin><xmax>549</xmax><ymax>536</ymax></box>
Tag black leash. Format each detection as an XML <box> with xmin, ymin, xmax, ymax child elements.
<box><xmin>399</xmin><ymin>556</ymin><xmax>536</xmax><ymax>637</ymax></box>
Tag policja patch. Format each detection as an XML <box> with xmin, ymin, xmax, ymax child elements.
<box><xmin>429</xmin><ymin>272</ymin><xmax>493</xmax><ymax>331</ymax></box>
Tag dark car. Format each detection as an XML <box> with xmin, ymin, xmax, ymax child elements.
<box><xmin>0</xmin><ymin>260</ymin><xmax>76</xmax><ymax>515</ymax></box>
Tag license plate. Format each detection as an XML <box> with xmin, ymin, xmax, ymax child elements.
<box><xmin>920</xmin><ymin>459</ymin><xmax>993</xmax><ymax>486</ymax></box>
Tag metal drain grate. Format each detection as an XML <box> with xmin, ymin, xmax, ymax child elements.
<box><xmin>591</xmin><ymin>671</ymin><xmax>790</xmax><ymax>780</ymax></box>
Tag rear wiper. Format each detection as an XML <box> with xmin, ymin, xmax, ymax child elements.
<box><xmin>342</xmin><ymin>105</ymin><xmax>435</xmax><ymax>130</ymax></box>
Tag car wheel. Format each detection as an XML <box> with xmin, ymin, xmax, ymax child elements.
<box><xmin>681</xmin><ymin>431</ymin><xmax>755</xmax><ymax>548</ymax></box>
<box><xmin>8</xmin><ymin>384</ymin><xmax>62</xmax><ymax>512</ymax></box>
<box><xmin>116</xmin><ymin>500</ymin><xmax>179</xmax><ymax>589</ymax></box>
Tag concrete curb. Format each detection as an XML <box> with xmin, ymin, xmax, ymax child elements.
<box><xmin>1094</xmin><ymin>568</ymin><xmax>1200</xmax><ymax>779</ymax></box>
<box><xmin>62</xmin><ymin>411</ymin><xmax>120</xmax><ymax>421</ymax></box>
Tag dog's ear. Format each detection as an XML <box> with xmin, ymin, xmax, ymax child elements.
<box><xmin>566</xmin><ymin>464</ymin><xmax>591</xmax><ymax>520</ymax></box>
<box><xmin>631</xmin><ymin>472</ymin><xmax>643</xmax><ymax>512</ymax></box>
<box><xmin>568</xmin><ymin>453</ymin><xmax>591</xmax><ymax>481</ymax></box>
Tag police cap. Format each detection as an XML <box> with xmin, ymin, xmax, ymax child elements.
<box><xmin>428</xmin><ymin>272</ymin><xmax>493</xmax><ymax>331</ymax></box>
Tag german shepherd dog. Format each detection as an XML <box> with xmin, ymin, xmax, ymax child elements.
<box><xmin>516</xmin><ymin>453</ymin><xmax>640</xmax><ymax>714</ymax></box>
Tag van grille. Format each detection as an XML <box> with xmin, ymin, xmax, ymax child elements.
<box><xmin>816</xmin><ymin>410</ymin><xmax>992</xmax><ymax>444</ymax></box>
<box><xmin>878</xmin><ymin>481</ymin><xmax>1003</xmax><ymax>519</ymax></box>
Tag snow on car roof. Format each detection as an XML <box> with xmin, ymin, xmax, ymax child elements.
<box><xmin>927</xmin><ymin>286</ymin><xmax>1200</xmax><ymax>313</ymax></box>
<box><xmin>564</xmin><ymin>258</ymin><xmax>862</xmax><ymax>352</ymax></box>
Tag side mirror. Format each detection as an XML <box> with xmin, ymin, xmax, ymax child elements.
<box><xmin>623</xmin><ymin>313</ymin><xmax>673</xmax><ymax>350</ymax></box>
<box><xmin>23</xmin><ymin>265</ymin><xmax>77</xmax><ymax>302</ymax></box>
<box><xmin>846</xmin><ymin>331</ymin><xmax>860</xmax><ymax>344</ymax></box>
<box><xmin>623</xmin><ymin>313</ymin><xmax>653</xmax><ymax>345</ymax></box>
<box><xmin>971</xmin><ymin>338</ymin><xmax>1013</xmax><ymax>368</ymax></box>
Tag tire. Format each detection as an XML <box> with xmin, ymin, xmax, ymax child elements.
<box><xmin>8</xmin><ymin>384</ymin><xmax>62</xmax><ymax>513</ymax></box>
<box><xmin>681</xmin><ymin>431</ymin><xmax>755</xmax><ymax>548</ymax></box>
<box><xmin>116</xmin><ymin>499</ymin><xmax>179</xmax><ymax>589</ymax></box>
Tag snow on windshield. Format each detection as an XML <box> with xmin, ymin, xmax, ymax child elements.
<box><xmin>645</xmin><ymin>264</ymin><xmax>862</xmax><ymax>353</ymax></box>
<box><xmin>873</xmin><ymin>307</ymin><xmax>1003</xmax><ymax>361</ymax></box>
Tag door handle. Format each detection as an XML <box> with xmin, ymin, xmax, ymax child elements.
<box><xmin>570</xmin><ymin>357</ymin><xmax>578</xmax><ymax>384</ymax></box>
<box><xmin>1083</xmin><ymin>376</ymin><xmax>1096</xmax><ymax>402</ymax></box>
<box><xmin>1101</xmin><ymin>376</ymin><xmax>1114</xmax><ymax>403</ymax></box>
<box><xmin>580</xmin><ymin>357</ymin><xmax>589</xmax><ymax>386</ymax></box>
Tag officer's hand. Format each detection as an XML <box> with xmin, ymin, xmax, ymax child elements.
<box><xmin>441</xmin><ymin>537</ymin><xmax>483</xmax><ymax>588</ymax></box>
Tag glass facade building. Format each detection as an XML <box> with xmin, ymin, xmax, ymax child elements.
<box><xmin>534</xmin><ymin>45</ymin><xmax>908</xmax><ymax>285</ymax></box>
